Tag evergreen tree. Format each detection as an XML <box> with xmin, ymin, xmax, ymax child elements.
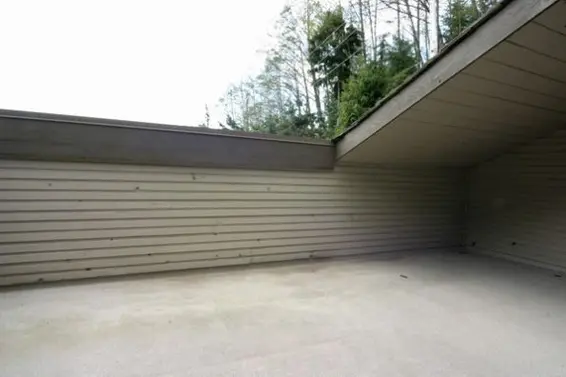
<box><xmin>442</xmin><ymin>0</ymin><xmax>482</xmax><ymax>43</ymax></box>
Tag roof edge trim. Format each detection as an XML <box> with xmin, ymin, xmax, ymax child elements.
<box><xmin>0</xmin><ymin>110</ymin><xmax>335</xmax><ymax>171</ymax></box>
<box><xmin>0</xmin><ymin>109</ymin><xmax>331</xmax><ymax>147</ymax></box>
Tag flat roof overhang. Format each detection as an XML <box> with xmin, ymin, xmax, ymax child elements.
<box><xmin>0</xmin><ymin>110</ymin><xmax>335</xmax><ymax>170</ymax></box>
<box><xmin>335</xmin><ymin>0</ymin><xmax>566</xmax><ymax>167</ymax></box>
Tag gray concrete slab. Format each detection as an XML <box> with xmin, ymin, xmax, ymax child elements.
<box><xmin>1</xmin><ymin>250</ymin><xmax>566</xmax><ymax>377</ymax></box>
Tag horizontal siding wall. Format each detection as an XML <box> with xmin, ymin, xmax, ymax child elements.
<box><xmin>466</xmin><ymin>129</ymin><xmax>566</xmax><ymax>271</ymax></box>
<box><xmin>0</xmin><ymin>160</ymin><xmax>464</xmax><ymax>285</ymax></box>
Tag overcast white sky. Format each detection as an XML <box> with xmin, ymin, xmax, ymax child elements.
<box><xmin>0</xmin><ymin>0</ymin><xmax>287</xmax><ymax>126</ymax></box>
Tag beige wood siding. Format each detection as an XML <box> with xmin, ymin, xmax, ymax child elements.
<box><xmin>0</xmin><ymin>160</ymin><xmax>463</xmax><ymax>285</ymax></box>
<box><xmin>466</xmin><ymin>129</ymin><xmax>566</xmax><ymax>271</ymax></box>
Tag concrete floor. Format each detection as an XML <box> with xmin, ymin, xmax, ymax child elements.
<box><xmin>1</xmin><ymin>251</ymin><xmax>566</xmax><ymax>377</ymax></box>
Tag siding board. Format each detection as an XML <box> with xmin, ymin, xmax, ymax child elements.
<box><xmin>0</xmin><ymin>213</ymin><xmax>457</xmax><ymax>233</ymax></box>
<box><xmin>0</xmin><ymin>237</ymin><xmax>455</xmax><ymax>265</ymax></box>
<box><xmin>0</xmin><ymin>160</ymin><xmax>463</xmax><ymax>285</ymax></box>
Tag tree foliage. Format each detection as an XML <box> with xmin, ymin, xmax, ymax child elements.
<box><xmin>217</xmin><ymin>0</ymin><xmax>501</xmax><ymax>139</ymax></box>
<box><xmin>442</xmin><ymin>0</ymin><xmax>498</xmax><ymax>43</ymax></box>
<box><xmin>309</xmin><ymin>8</ymin><xmax>363</xmax><ymax>98</ymax></box>
<box><xmin>337</xmin><ymin>61</ymin><xmax>388</xmax><ymax>131</ymax></box>
<box><xmin>442</xmin><ymin>0</ymin><xmax>479</xmax><ymax>42</ymax></box>
<box><xmin>337</xmin><ymin>37</ymin><xmax>418</xmax><ymax>133</ymax></box>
